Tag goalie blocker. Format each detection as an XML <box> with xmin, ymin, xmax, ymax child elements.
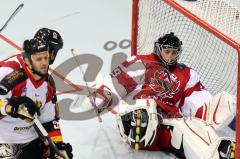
<box><xmin>117</xmin><ymin>98</ymin><xmax>235</xmax><ymax>159</ymax></box>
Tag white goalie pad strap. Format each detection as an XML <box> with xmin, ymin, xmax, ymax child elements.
<box><xmin>202</xmin><ymin>91</ymin><xmax>235</xmax><ymax>130</ymax></box>
<box><xmin>162</xmin><ymin>117</ymin><xmax>230</xmax><ymax>159</ymax></box>
<box><xmin>116</xmin><ymin>99</ymin><xmax>158</xmax><ymax>146</ymax></box>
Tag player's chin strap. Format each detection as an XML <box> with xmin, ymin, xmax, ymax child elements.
<box><xmin>32</xmin><ymin>115</ymin><xmax>68</xmax><ymax>159</ymax></box>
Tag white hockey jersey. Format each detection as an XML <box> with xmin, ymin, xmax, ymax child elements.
<box><xmin>0</xmin><ymin>55</ymin><xmax>56</xmax><ymax>143</ymax></box>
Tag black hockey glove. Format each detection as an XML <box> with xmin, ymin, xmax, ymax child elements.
<box><xmin>49</xmin><ymin>142</ymin><xmax>73</xmax><ymax>159</ymax></box>
<box><xmin>7</xmin><ymin>96</ymin><xmax>40</xmax><ymax>120</ymax></box>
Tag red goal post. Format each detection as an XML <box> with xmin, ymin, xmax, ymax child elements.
<box><xmin>131</xmin><ymin>0</ymin><xmax>240</xmax><ymax>157</ymax></box>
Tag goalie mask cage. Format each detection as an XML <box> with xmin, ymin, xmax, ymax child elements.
<box><xmin>131</xmin><ymin>0</ymin><xmax>240</xmax><ymax>157</ymax></box>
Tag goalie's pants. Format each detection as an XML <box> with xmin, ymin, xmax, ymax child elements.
<box><xmin>142</xmin><ymin>125</ymin><xmax>185</xmax><ymax>159</ymax></box>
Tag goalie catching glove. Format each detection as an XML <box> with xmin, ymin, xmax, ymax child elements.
<box><xmin>117</xmin><ymin>99</ymin><xmax>159</xmax><ymax>149</ymax></box>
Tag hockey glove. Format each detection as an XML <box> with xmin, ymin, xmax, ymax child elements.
<box><xmin>49</xmin><ymin>142</ymin><xmax>73</xmax><ymax>159</ymax></box>
<box><xmin>7</xmin><ymin>96</ymin><xmax>40</xmax><ymax>120</ymax></box>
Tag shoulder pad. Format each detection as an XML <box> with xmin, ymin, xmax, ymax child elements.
<box><xmin>176</xmin><ymin>63</ymin><xmax>187</xmax><ymax>70</ymax></box>
<box><xmin>0</xmin><ymin>68</ymin><xmax>27</xmax><ymax>94</ymax></box>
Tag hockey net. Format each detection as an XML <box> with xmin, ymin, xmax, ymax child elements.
<box><xmin>131</xmin><ymin>0</ymin><xmax>240</xmax><ymax>157</ymax></box>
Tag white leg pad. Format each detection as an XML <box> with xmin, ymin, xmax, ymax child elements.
<box><xmin>162</xmin><ymin>117</ymin><xmax>234</xmax><ymax>159</ymax></box>
<box><xmin>202</xmin><ymin>91</ymin><xmax>235</xmax><ymax>130</ymax></box>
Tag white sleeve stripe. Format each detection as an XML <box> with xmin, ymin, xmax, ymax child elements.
<box><xmin>184</xmin><ymin>69</ymin><xmax>200</xmax><ymax>91</ymax></box>
<box><xmin>121</xmin><ymin>59</ymin><xmax>146</xmax><ymax>83</ymax></box>
<box><xmin>181</xmin><ymin>90</ymin><xmax>212</xmax><ymax>116</ymax></box>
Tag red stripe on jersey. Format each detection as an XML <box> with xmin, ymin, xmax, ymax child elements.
<box><xmin>122</xmin><ymin>56</ymin><xmax>138</xmax><ymax>67</ymax></box>
<box><xmin>111</xmin><ymin>66</ymin><xmax>138</xmax><ymax>94</ymax></box>
<box><xmin>17</xmin><ymin>55</ymin><xmax>46</xmax><ymax>88</ymax></box>
<box><xmin>48</xmin><ymin>130</ymin><xmax>62</xmax><ymax>138</ymax></box>
<box><xmin>184</xmin><ymin>82</ymin><xmax>202</xmax><ymax>98</ymax></box>
<box><xmin>178</xmin><ymin>82</ymin><xmax>202</xmax><ymax>108</ymax></box>
<box><xmin>12</xmin><ymin>80</ymin><xmax>27</xmax><ymax>97</ymax></box>
<box><xmin>0</xmin><ymin>61</ymin><xmax>20</xmax><ymax>70</ymax></box>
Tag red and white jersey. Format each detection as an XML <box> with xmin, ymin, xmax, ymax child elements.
<box><xmin>0</xmin><ymin>55</ymin><xmax>55</xmax><ymax>143</ymax></box>
<box><xmin>102</xmin><ymin>54</ymin><xmax>212</xmax><ymax>116</ymax></box>
<box><xmin>0</xmin><ymin>54</ymin><xmax>22</xmax><ymax>81</ymax></box>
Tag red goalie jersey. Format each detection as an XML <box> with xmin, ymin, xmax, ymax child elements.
<box><xmin>100</xmin><ymin>53</ymin><xmax>212</xmax><ymax>117</ymax></box>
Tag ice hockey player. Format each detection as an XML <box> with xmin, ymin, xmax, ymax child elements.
<box><xmin>0</xmin><ymin>27</ymin><xmax>64</xmax><ymax>127</ymax></box>
<box><xmin>0</xmin><ymin>38</ymin><xmax>72</xmax><ymax>159</ymax></box>
<box><xmin>0</xmin><ymin>27</ymin><xmax>63</xmax><ymax>110</ymax></box>
<box><xmin>88</xmin><ymin>32</ymin><xmax>236</xmax><ymax>158</ymax></box>
<box><xmin>34</xmin><ymin>28</ymin><xmax>63</xmax><ymax>119</ymax></box>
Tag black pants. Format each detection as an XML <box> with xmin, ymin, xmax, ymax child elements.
<box><xmin>0</xmin><ymin>138</ymin><xmax>46</xmax><ymax>159</ymax></box>
<box><xmin>19</xmin><ymin>138</ymin><xmax>46</xmax><ymax>159</ymax></box>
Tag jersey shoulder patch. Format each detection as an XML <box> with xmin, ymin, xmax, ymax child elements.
<box><xmin>0</xmin><ymin>68</ymin><xmax>27</xmax><ymax>95</ymax></box>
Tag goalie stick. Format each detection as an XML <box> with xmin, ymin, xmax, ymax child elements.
<box><xmin>70</xmin><ymin>49</ymin><xmax>103</xmax><ymax>122</ymax></box>
<box><xmin>33</xmin><ymin>116</ymin><xmax>67</xmax><ymax>159</ymax></box>
<box><xmin>0</xmin><ymin>3</ymin><xmax>24</xmax><ymax>33</ymax></box>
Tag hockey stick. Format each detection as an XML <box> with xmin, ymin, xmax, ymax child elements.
<box><xmin>33</xmin><ymin>116</ymin><xmax>68</xmax><ymax>159</ymax></box>
<box><xmin>0</xmin><ymin>3</ymin><xmax>24</xmax><ymax>33</ymax></box>
<box><xmin>70</xmin><ymin>49</ymin><xmax>102</xmax><ymax>122</ymax></box>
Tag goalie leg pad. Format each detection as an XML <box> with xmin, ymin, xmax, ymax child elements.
<box><xmin>162</xmin><ymin>117</ymin><xmax>235</xmax><ymax>159</ymax></box>
<box><xmin>200</xmin><ymin>91</ymin><xmax>235</xmax><ymax>130</ymax></box>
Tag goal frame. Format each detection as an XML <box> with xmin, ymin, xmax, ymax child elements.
<box><xmin>131</xmin><ymin>0</ymin><xmax>240</xmax><ymax>157</ymax></box>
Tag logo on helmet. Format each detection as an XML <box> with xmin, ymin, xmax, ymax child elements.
<box><xmin>53</xmin><ymin>32</ymin><xmax>58</xmax><ymax>39</ymax></box>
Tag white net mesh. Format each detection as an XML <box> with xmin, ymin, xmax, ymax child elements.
<box><xmin>133</xmin><ymin>0</ymin><xmax>239</xmax><ymax>95</ymax></box>
<box><xmin>177</xmin><ymin>0</ymin><xmax>240</xmax><ymax>43</ymax></box>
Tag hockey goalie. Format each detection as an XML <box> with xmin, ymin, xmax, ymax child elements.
<box><xmin>81</xmin><ymin>32</ymin><xmax>236</xmax><ymax>158</ymax></box>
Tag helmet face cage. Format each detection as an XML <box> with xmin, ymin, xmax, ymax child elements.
<box><xmin>154</xmin><ymin>33</ymin><xmax>182</xmax><ymax>67</ymax></box>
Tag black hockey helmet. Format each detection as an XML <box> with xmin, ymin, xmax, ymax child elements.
<box><xmin>22</xmin><ymin>38</ymin><xmax>50</xmax><ymax>77</ymax></box>
<box><xmin>34</xmin><ymin>28</ymin><xmax>63</xmax><ymax>64</ymax></box>
<box><xmin>22</xmin><ymin>38</ymin><xmax>49</xmax><ymax>60</ymax></box>
<box><xmin>154</xmin><ymin>32</ymin><xmax>182</xmax><ymax>67</ymax></box>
